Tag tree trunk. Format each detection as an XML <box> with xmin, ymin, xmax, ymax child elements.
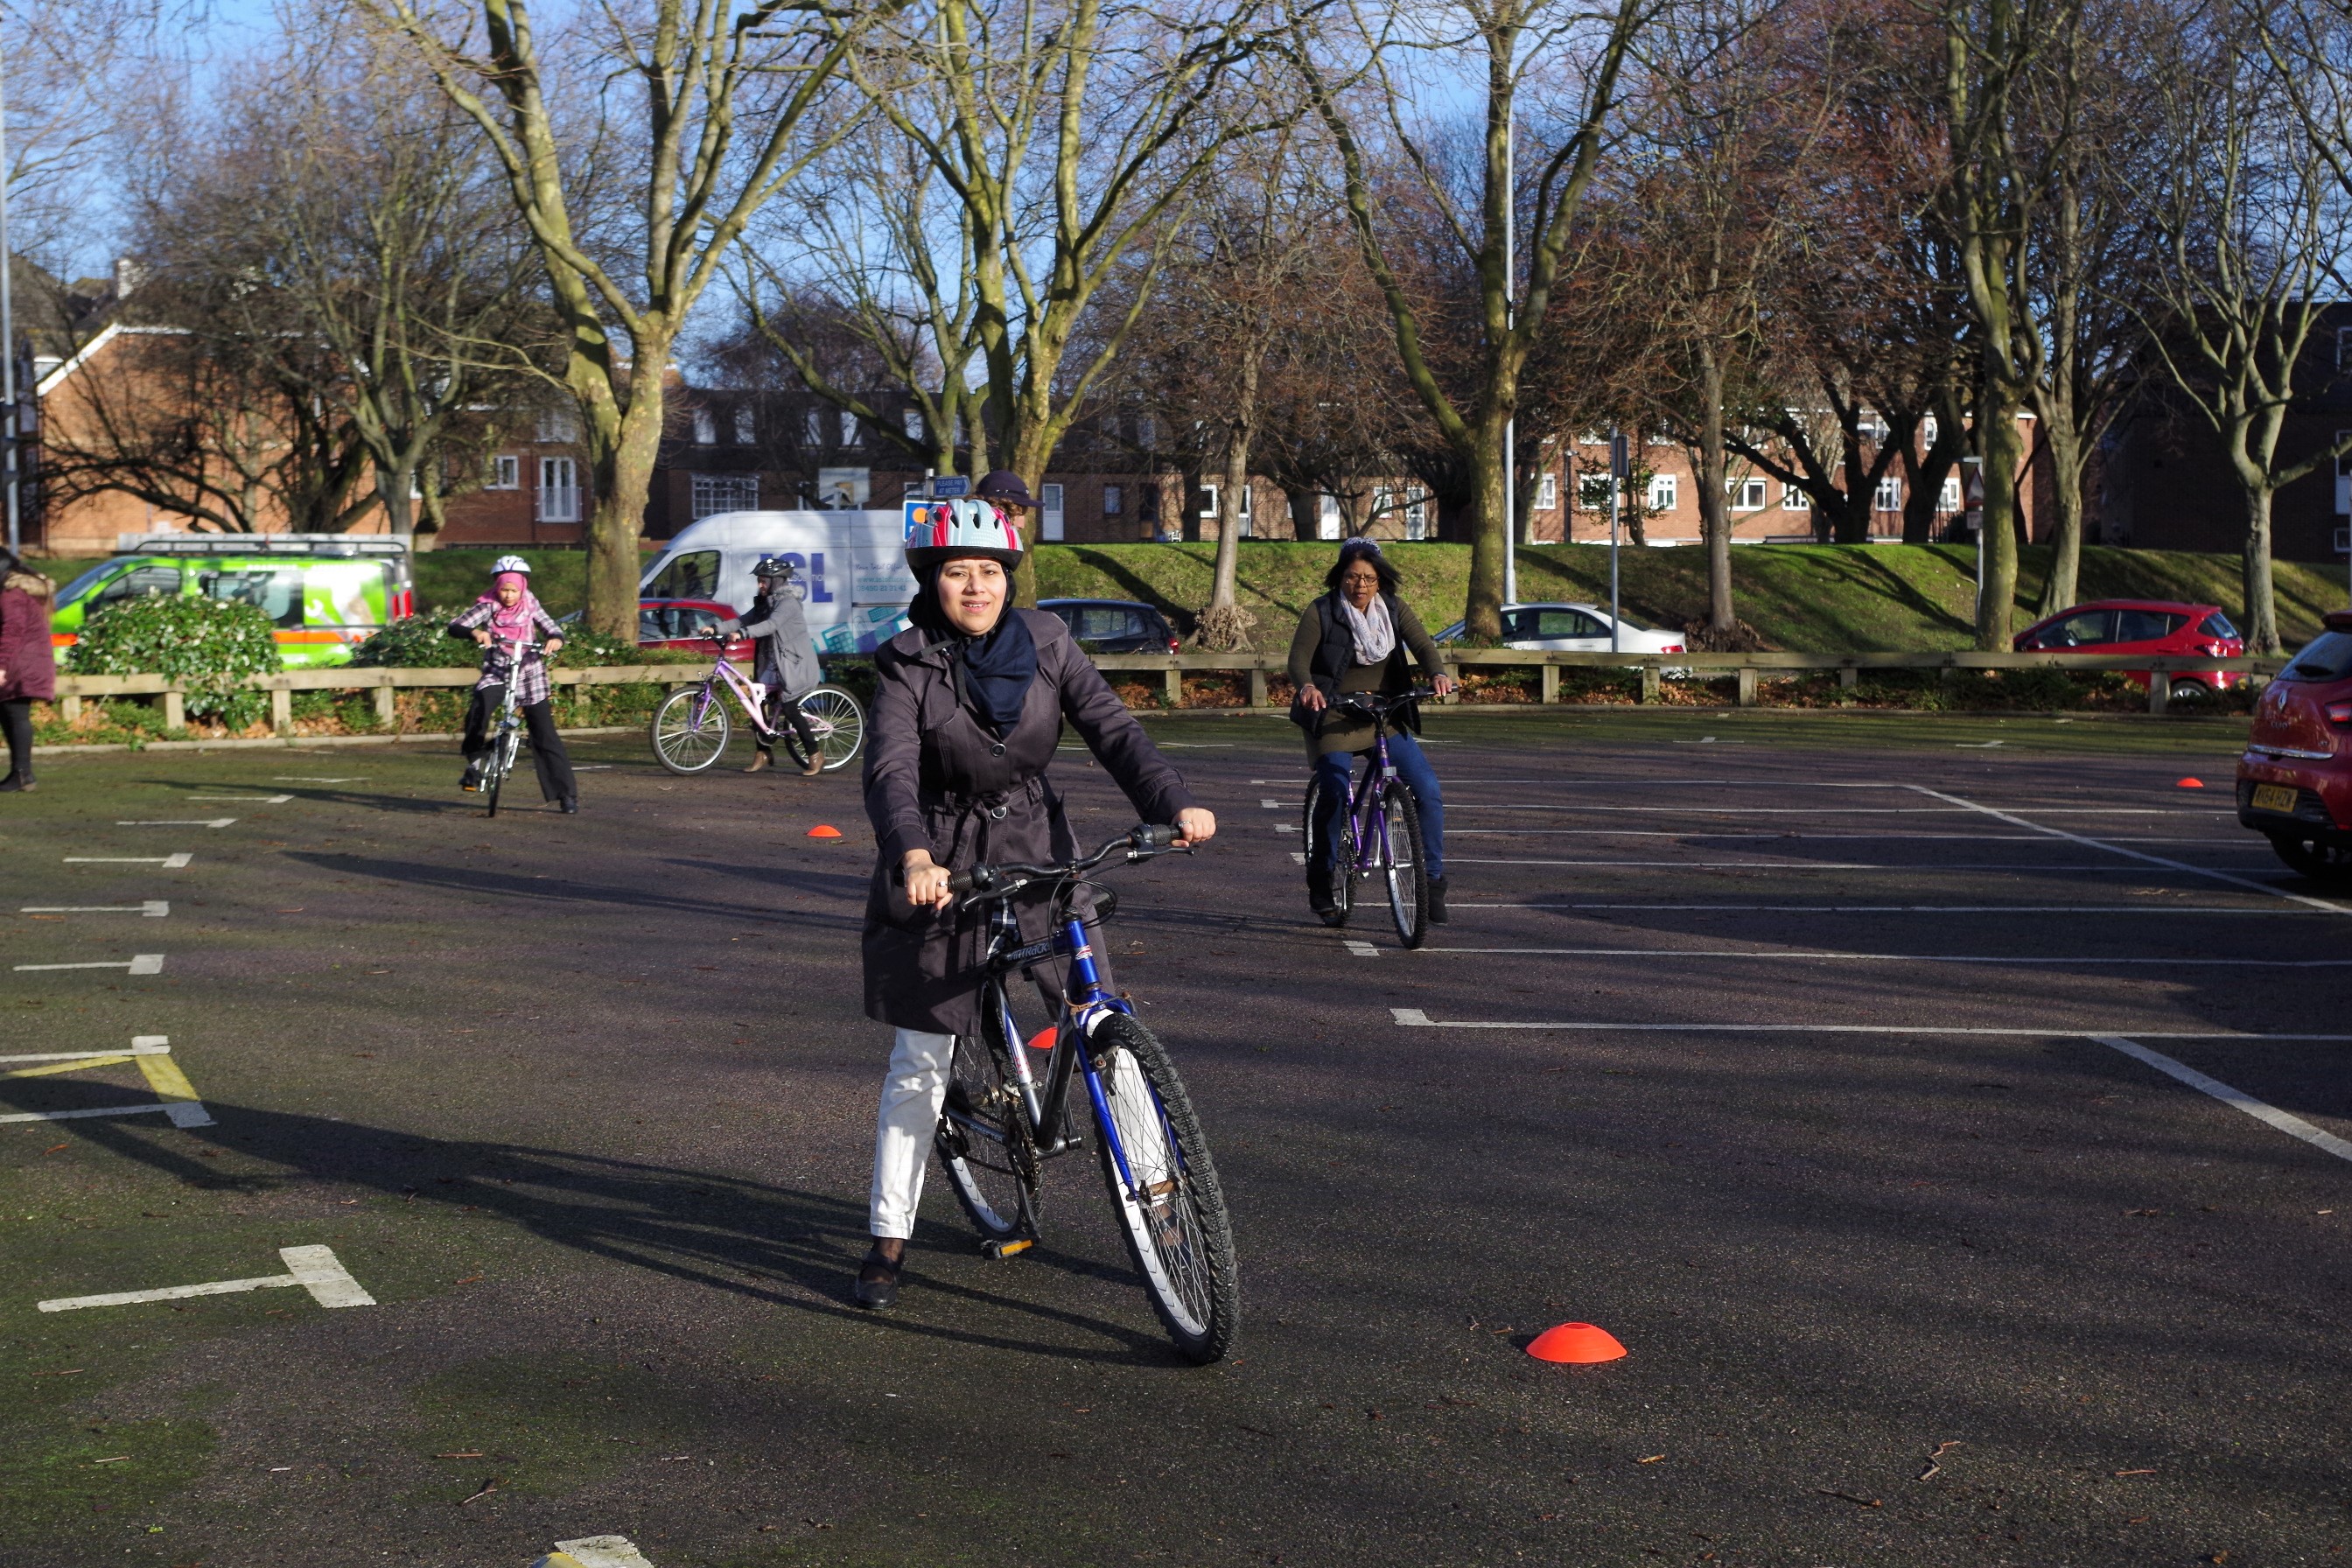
<box><xmin>376</xmin><ymin>466</ymin><xmax>417</xmax><ymax>540</ymax></box>
<box><xmin>2034</xmin><ymin>418</ymin><xmax>2085</xmax><ymax>617</ymax></box>
<box><xmin>1197</xmin><ymin>425</ymin><xmax>1256</xmax><ymax>649</ymax></box>
<box><xmin>2241</xmin><ymin>482</ymin><xmax>2281</xmax><ymax>655</ymax></box>
<box><xmin>1696</xmin><ymin>347</ymin><xmax>1734</xmax><ymax>633</ymax></box>
<box><xmin>584</xmin><ymin>386</ymin><xmax>667</xmax><ymax>636</ymax></box>
<box><xmin>1975</xmin><ymin>393</ymin><xmax>2024</xmax><ymax>649</ymax></box>
<box><xmin>1464</xmin><ymin>420</ymin><xmax>1508</xmax><ymax>641</ymax></box>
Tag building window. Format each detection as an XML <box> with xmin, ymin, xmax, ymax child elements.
<box><xmin>1782</xmin><ymin>483</ymin><xmax>1810</xmax><ymax>511</ymax></box>
<box><xmin>2339</xmin><ymin>327</ymin><xmax>2352</xmax><ymax>370</ymax></box>
<box><xmin>839</xmin><ymin>410</ymin><xmax>860</xmax><ymax>447</ymax></box>
<box><xmin>537</xmin><ymin>457</ymin><xmax>580</xmax><ymax>522</ymax></box>
<box><xmin>1921</xmin><ymin>415</ymin><xmax>1939</xmax><ymax>447</ymax></box>
<box><xmin>1404</xmin><ymin>486</ymin><xmax>1429</xmax><ymax>541</ymax></box>
<box><xmin>1319</xmin><ymin>493</ymin><xmax>1343</xmax><ymax>540</ymax></box>
<box><xmin>1875</xmin><ymin>477</ymin><xmax>1902</xmax><ymax>513</ymax></box>
<box><xmin>486</xmin><ymin>454</ymin><xmax>520</xmax><ymax>491</ymax></box>
<box><xmin>733</xmin><ymin>404</ymin><xmax>755</xmax><ymax>444</ymax></box>
<box><xmin>1238</xmin><ymin>481</ymin><xmax>1254</xmax><ymax>539</ymax></box>
<box><xmin>1648</xmin><ymin>474</ymin><xmax>1677</xmax><ymax>512</ymax></box>
<box><xmin>1536</xmin><ymin>472</ymin><xmax>1558</xmax><ymax>510</ymax></box>
<box><xmin>1939</xmin><ymin>475</ymin><xmax>1963</xmax><ymax>512</ymax></box>
<box><xmin>692</xmin><ymin>407</ymin><xmax>718</xmax><ymax>445</ymax></box>
<box><xmin>1199</xmin><ymin>482</ymin><xmax>1219</xmax><ymax>520</ymax></box>
<box><xmin>690</xmin><ymin>473</ymin><xmax>760</xmax><ymax>520</ymax></box>
<box><xmin>903</xmin><ymin>407</ymin><xmax>924</xmax><ymax>442</ymax></box>
<box><xmin>1102</xmin><ymin>483</ymin><xmax>1124</xmax><ymax>516</ymax></box>
<box><xmin>1136</xmin><ymin>415</ymin><xmax>1157</xmax><ymax>448</ymax></box>
<box><xmin>1729</xmin><ymin>477</ymin><xmax>1768</xmax><ymax>511</ymax></box>
<box><xmin>536</xmin><ymin>407</ymin><xmax>578</xmax><ymax>444</ymax></box>
<box><xmin>804</xmin><ymin>409</ymin><xmax>823</xmax><ymax>446</ymax></box>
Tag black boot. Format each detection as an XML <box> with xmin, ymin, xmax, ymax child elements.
<box><xmin>0</xmin><ymin>773</ymin><xmax>28</xmax><ymax>793</ymax></box>
<box><xmin>1307</xmin><ymin>863</ymin><xmax>1337</xmax><ymax>922</ymax></box>
<box><xmin>853</xmin><ymin>1247</ymin><xmax>901</xmax><ymax>1311</ymax></box>
<box><xmin>1428</xmin><ymin>876</ymin><xmax>1449</xmax><ymax>924</ymax></box>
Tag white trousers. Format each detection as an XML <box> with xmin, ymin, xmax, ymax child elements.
<box><xmin>870</xmin><ymin>1027</ymin><xmax>956</xmax><ymax>1240</ymax></box>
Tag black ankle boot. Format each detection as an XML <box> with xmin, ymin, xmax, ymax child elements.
<box><xmin>853</xmin><ymin>1248</ymin><xmax>901</xmax><ymax>1310</ymax></box>
<box><xmin>1428</xmin><ymin>876</ymin><xmax>1449</xmax><ymax>924</ymax></box>
<box><xmin>0</xmin><ymin>774</ymin><xmax>27</xmax><ymax>793</ymax></box>
<box><xmin>1306</xmin><ymin>864</ymin><xmax>1335</xmax><ymax>920</ymax></box>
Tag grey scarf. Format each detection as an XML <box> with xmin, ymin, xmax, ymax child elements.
<box><xmin>1339</xmin><ymin>592</ymin><xmax>1396</xmax><ymax>665</ymax></box>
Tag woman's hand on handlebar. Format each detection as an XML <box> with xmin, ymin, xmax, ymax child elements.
<box><xmin>1172</xmin><ymin>807</ymin><xmax>1215</xmax><ymax>848</ymax></box>
<box><xmin>902</xmin><ymin>849</ymin><xmax>954</xmax><ymax>911</ymax></box>
<box><xmin>1298</xmin><ymin>685</ymin><xmax>1326</xmax><ymax>712</ymax></box>
<box><xmin>472</xmin><ymin>628</ymin><xmax>493</xmax><ymax>648</ymax></box>
<box><xmin>1432</xmin><ymin>672</ymin><xmax>1456</xmax><ymax>698</ymax></box>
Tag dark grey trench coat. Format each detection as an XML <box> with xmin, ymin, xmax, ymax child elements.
<box><xmin>860</xmin><ymin>608</ymin><xmax>1196</xmax><ymax>1033</ymax></box>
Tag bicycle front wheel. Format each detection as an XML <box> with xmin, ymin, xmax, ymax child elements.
<box><xmin>1378</xmin><ymin>780</ymin><xmax>1429</xmax><ymax>949</ymax></box>
<box><xmin>1089</xmin><ymin>1015</ymin><xmax>1239</xmax><ymax>1363</ymax></box>
<box><xmin>796</xmin><ymin>685</ymin><xmax>865</xmax><ymax>771</ymax></box>
<box><xmin>485</xmin><ymin>726</ymin><xmax>519</xmax><ymax>817</ymax></box>
<box><xmin>935</xmin><ymin>1015</ymin><xmax>1040</xmax><ymax>1248</ymax></box>
<box><xmin>649</xmin><ymin>685</ymin><xmax>732</xmax><ymax>774</ymax></box>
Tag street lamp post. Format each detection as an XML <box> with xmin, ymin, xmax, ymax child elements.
<box><xmin>0</xmin><ymin>43</ymin><xmax>19</xmax><ymax>557</ymax></box>
<box><xmin>1502</xmin><ymin>111</ymin><xmax>1516</xmax><ymax>610</ymax></box>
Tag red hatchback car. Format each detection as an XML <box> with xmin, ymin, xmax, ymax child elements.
<box><xmin>2012</xmin><ymin>599</ymin><xmax>2246</xmax><ymax>696</ymax></box>
<box><xmin>639</xmin><ymin>598</ymin><xmax>752</xmax><ymax>662</ymax></box>
<box><xmin>2237</xmin><ymin>609</ymin><xmax>2352</xmax><ymax>885</ymax></box>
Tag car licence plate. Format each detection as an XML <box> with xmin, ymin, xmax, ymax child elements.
<box><xmin>2251</xmin><ymin>783</ymin><xmax>2300</xmax><ymax>814</ymax></box>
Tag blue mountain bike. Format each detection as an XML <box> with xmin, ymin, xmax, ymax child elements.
<box><xmin>935</xmin><ymin>824</ymin><xmax>1240</xmax><ymax>1363</ymax></box>
<box><xmin>1301</xmin><ymin>688</ymin><xmax>1433</xmax><ymax>949</ymax></box>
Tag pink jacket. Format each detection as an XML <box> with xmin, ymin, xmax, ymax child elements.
<box><xmin>0</xmin><ymin>578</ymin><xmax>57</xmax><ymax>703</ymax></box>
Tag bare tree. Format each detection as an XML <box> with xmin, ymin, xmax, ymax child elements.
<box><xmin>2140</xmin><ymin>0</ymin><xmax>2352</xmax><ymax>654</ymax></box>
<box><xmin>1284</xmin><ymin>0</ymin><xmax>1649</xmax><ymax>640</ymax></box>
<box><xmin>359</xmin><ymin>0</ymin><xmax>871</xmax><ymax>634</ymax></box>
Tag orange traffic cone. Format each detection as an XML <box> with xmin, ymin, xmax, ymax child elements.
<box><xmin>808</xmin><ymin>824</ymin><xmax>844</xmax><ymax>838</ymax></box>
<box><xmin>1526</xmin><ymin>1322</ymin><xmax>1628</xmax><ymax>1364</ymax></box>
<box><xmin>2177</xmin><ymin>778</ymin><xmax>2204</xmax><ymax>789</ymax></box>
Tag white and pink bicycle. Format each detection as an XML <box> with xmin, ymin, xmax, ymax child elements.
<box><xmin>648</xmin><ymin>633</ymin><xmax>864</xmax><ymax>776</ymax></box>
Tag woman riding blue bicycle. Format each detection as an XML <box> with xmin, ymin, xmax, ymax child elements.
<box><xmin>1287</xmin><ymin>537</ymin><xmax>1452</xmax><ymax>925</ymax></box>
<box><xmin>854</xmin><ymin>470</ymin><xmax>1215</xmax><ymax>1312</ymax></box>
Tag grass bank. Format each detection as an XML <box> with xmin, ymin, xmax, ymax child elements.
<box><xmin>41</xmin><ymin>539</ymin><xmax>2350</xmax><ymax>653</ymax></box>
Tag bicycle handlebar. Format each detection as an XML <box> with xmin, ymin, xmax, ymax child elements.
<box><xmin>948</xmin><ymin>823</ymin><xmax>1186</xmax><ymax>899</ymax></box>
<box><xmin>1333</xmin><ymin>686</ymin><xmax>1437</xmax><ymax>718</ymax></box>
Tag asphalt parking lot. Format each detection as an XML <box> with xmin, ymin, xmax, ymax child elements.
<box><xmin>4</xmin><ymin>710</ymin><xmax>2348</xmax><ymax>1568</ymax></box>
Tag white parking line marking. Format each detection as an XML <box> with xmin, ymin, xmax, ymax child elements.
<box><xmin>1260</xmin><ymin>799</ymin><xmax>1282</xmax><ymax>808</ymax></box>
<box><xmin>0</xmin><ymin>1042</ymin><xmax>174</xmax><ymax>1064</ymax></box>
<box><xmin>1452</xmin><ymin>901</ymin><xmax>2314</xmax><ymax>915</ymax></box>
<box><xmin>117</xmin><ymin>818</ymin><xmax>236</xmax><ymax>829</ymax></box>
<box><xmin>1342</xmin><ymin>941</ymin><xmax>1379</xmax><ymax>958</ymax></box>
<box><xmin>12</xmin><ymin>955</ymin><xmax>165</xmax><ymax>974</ymax></box>
<box><xmin>1388</xmin><ymin>1009</ymin><xmax>2352</xmax><ymax>1040</ymax></box>
<box><xmin>1446</xmin><ymin>859</ymin><xmax>2233</xmax><ymax>872</ymax></box>
<box><xmin>0</xmin><ymin>1035</ymin><xmax>212</xmax><ymax>1128</ymax></box>
<box><xmin>20</xmin><ymin>902</ymin><xmax>168</xmax><ymax>917</ymax></box>
<box><xmin>185</xmin><ymin>794</ymin><xmax>290</xmax><ymax>803</ymax></box>
<box><xmin>1446</xmin><ymin>804</ymin><xmax>2210</xmax><ymax>816</ymax></box>
<box><xmin>1446</xmin><ymin>830</ymin><xmax>2263</xmax><ymax>844</ymax></box>
<box><xmin>64</xmin><ymin>853</ymin><xmax>193</xmax><ymax>868</ymax></box>
<box><xmin>1422</xmin><ymin>946</ymin><xmax>2352</xmax><ymax>966</ymax></box>
<box><xmin>1291</xmin><ymin>851</ymin><xmax>1307</xmax><ymax>864</ymax></box>
<box><xmin>2093</xmin><ymin>1036</ymin><xmax>2352</xmax><ymax>1164</ymax></box>
<box><xmin>1911</xmin><ymin>785</ymin><xmax>2352</xmax><ymax>915</ymax></box>
<box><xmin>38</xmin><ymin>1245</ymin><xmax>375</xmax><ymax>1313</ymax></box>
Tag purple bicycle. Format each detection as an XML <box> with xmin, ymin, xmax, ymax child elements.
<box><xmin>1301</xmin><ymin>688</ymin><xmax>1433</xmax><ymax>949</ymax></box>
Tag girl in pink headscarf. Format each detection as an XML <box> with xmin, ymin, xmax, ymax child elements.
<box><xmin>446</xmin><ymin>557</ymin><xmax>578</xmax><ymax>811</ymax></box>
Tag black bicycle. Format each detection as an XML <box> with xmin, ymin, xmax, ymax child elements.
<box><xmin>934</xmin><ymin>825</ymin><xmax>1240</xmax><ymax>1363</ymax></box>
<box><xmin>1300</xmin><ymin>688</ymin><xmax>1433</xmax><ymax>948</ymax></box>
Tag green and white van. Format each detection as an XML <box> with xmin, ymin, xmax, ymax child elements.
<box><xmin>51</xmin><ymin>535</ymin><xmax>415</xmax><ymax>669</ymax></box>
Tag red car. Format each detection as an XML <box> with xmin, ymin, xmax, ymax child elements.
<box><xmin>2238</xmin><ymin>610</ymin><xmax>2352</xmax><ymax>885</ymax></box>
<box><xmin>639</xmin><ymin>598</ymin><xmax>752</xmax><ymax>662</ymax></box>
<box><xmin>2012</xmin><ymin>599</ymin><xmax>2246</xmax><ymax>696</ymax></box>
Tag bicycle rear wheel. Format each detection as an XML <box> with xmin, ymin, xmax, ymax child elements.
<box><xmin>796</xmin><ymin>685</ymin><xmax>865</xmax><ymax>771</ymax></box>
<box><xmin>1378</xmin><ymin>780</ymin><xmax>1429</xmax><ymax>949</ymax></box>
<box><xmin>650</xmin><ymin>685</ymin><xmax>732</xmax><ymax>774</ymax></box>
<box><xmin>1088</xmin><ymin>1014</ymin><xmax>1239</xmax><ymax>1363</ymax></box>
<box><xmin>935</xmin><ymin>1004</ymin><xmax>1041</xmax><ymax>1247</ymax></box>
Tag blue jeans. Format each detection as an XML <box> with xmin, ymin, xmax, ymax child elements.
<box><xmin>1310</xmin><ymin>729</ymin><xmax>1446</xmax><ymax>882</ymax></box>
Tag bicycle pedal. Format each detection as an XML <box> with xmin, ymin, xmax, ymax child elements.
<box><xmin>982</xmin><ymin>1238</ymin><xmax>1035</xmax><ymax>1260</ymax></box>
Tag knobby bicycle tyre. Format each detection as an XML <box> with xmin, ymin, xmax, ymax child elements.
<box><xmin>484</xmin><ymin>723</ymin><xmax>519</xmax><ymax>817</ymax></box>
<box><xmin>798</xmin><ymin>685</ymin><xmax>866</xmax><ymax>771</ymax></box>
<box><xmin>1300</xmin><ymin>775</ymin><xmax>1347</xmax><ymax>926</ymax></box>
<box><xmin>649</xmin><ymin>685</ymin><xmax>732</xmax><ymax>775</ymax></box>
<box><xmin>935</xmin><ymin>998</ymin><xmax>1042</xmax><ymax>1246</ymax></box>
<box><xmin>1088</xmin><ymin>1014</ymin><xmax>1239</xmax><ymax>1364</ymax></box>
<box><xmin>1378</xmin><ymin>780</ymin><xmax>1429</xmax><ymax>949</ymax></box>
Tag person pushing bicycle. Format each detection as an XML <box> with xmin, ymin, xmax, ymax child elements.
<box><xmin>853</xmin><ymin>470</ymin><xmax>1216</xmax><ymax>1311</ymax></box>
<box><xmin>1288</xmin><ymin>537</ymin><xmax>1452</xmax><ymax>924</ymax></box>
<box><xmin>722</xmin><ymin>555</ymin><xmax>825</xmax><ymax>775</ymax></box>
<box><xmin>450</xmin><ymin>556</ymin><xmax>578</xmax><ymax>814</ymax></box>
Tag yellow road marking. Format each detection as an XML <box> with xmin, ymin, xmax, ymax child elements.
<box><xmin>136</xmin><ymin>1053</ymin><xmax>202</xmax><ymax>1104</ymax></box>
<box><xmin>4</xmin><ymin>1056</ymin><xmax>135</xmax><ymax>1081</ymax></box>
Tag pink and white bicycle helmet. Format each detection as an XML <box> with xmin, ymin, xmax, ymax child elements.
<box><xmin>904</xmin><ymin>495</ymin><xmax>1026</xmax><ymax>570</ymax></box>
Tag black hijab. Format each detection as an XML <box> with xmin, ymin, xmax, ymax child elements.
<box><xmin>909</xmin><ymin>564</ymin><xmax>1039</xmax><ymax>735</ymax></box>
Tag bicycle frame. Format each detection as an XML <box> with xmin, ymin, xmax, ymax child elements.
<box><xmin>687</xmin><ymin>650</ymin><xmax>783</xmax><ymax>739</ymax></box>
<box><xmin>1337</xmin><ymin>711</ymin><xmax>1403</xmax><ymax>876</ymax></box>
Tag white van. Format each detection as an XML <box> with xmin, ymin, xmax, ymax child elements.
<box><xmin>639</xmin><ymin>510</ymin><xmax>918</xmax><ymax>654</ymax></box>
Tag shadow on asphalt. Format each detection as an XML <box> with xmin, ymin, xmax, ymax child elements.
<box><xmin>36</xmin><ymin>1088</ymin><xmax>1180</xmax><ymax>1366</ymax></box>
<box><xmin>284</xmin><ymin>851</ymin><xmax>861</xmax><ymax>931</ymax></box>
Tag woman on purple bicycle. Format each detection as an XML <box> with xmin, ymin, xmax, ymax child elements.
<box><xmin>1286</xmin><ymin>537</ymin><xmax>1453</xmax><ymax>925</ymax></box>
